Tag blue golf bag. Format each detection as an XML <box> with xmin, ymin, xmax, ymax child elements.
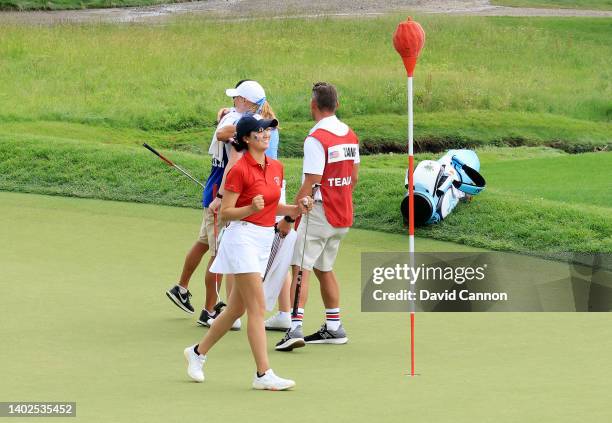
<box><xmin>400</xmin><ymin>149</ymin><xmax>486</xmax><ymax>226</ymax></box>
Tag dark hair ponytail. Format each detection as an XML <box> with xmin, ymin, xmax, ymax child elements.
<box><xmin>231</xmin><ymin>134</ymin><xmax>248</xmax><ymax>152</ymax></box>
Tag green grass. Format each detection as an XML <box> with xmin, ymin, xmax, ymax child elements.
<box><xmin>0</xmin><ymin>14</ymin><xmax>610</xmax><ymax>255</ymax></box>
<box><xmin>0</xmin><ymin>0</ymin><xmax>184</xmax><ymax>11</ymax></box>
<box><xmin>1</xmin><ymin>112</ymin><xmax>609</xmax><ymax>159</ymax></box>
<box><xmin>1</xmin><ymin>192</ymin><xmax>612</xmax><ymax>423</ymax></box>
<box><xmin>492</xmin><ymin>0</ymin><xmax>612</xmax><ymax>10</ymax></box>
<box><xmin>0</xmin><ymin>15</ymin><xmax>610</xmax><ymax>153</ymax></box>
<box><xmin>1</xmin><ymin>131</ymin><xmax>610</xmax><ymax>254</ymax></box>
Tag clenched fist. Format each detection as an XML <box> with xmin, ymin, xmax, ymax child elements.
<box><xmin>251</xmin><ymin>194</ymin><xmax>265</xmax><ymax>212</ymax></box>
<box><xmin>299</xmin><ymin>196</ymin><xmax>314</xmax><ymax>214</ymax></box>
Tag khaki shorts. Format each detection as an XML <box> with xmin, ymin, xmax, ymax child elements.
<box><xmin>291</xmin><ymin>203</ymin><xmax>349</xmax><ymax>272</ymax></box>
<box><xmin>197</xmin><ymin>207</ymin><xmax>223</xmax><ymax>256</ymax></box>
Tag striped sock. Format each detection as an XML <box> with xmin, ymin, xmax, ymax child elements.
<box><xmin>325</xmin><ymin>308</ymin><xmax>341</xmax><ymax>331</ymax></box>
<box><xmin>291</xmin><ymin>308</ymin><xmax>304</xmax><ymax>330</ymax></box>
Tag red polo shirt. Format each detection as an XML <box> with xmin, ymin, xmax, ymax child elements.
<box><xmin>224</xmin><ymin>152</ymin><xmax>284</xmax><ymax>227</ymax></box>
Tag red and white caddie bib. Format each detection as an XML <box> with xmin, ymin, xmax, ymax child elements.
<box><xmin>310</xmin><ymin>128</ymin><xmax>359</xmax><ymax>228</ymax></box>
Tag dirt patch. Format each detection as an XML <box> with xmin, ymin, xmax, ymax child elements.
<box><xmin>0</xmin><ymin>0</ymin><xmax>610</xmax><ymax>25</ymax></box>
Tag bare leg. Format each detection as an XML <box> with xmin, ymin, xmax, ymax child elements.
<box><xmin>179</xmin><ymin>242</ymin><xmax>208</xmax><ymax>288</ymax></box>
<box><xmin>204</xmin><ymin>256</ymin><xmax>221</xmax><ymax>311</ymax></box>
<box><xmin>277</xmin><ymin>272</ymin><xmax>291</xmax><ymax>312</ymax></box>
<box><xmin>234</xmin><ymin>273</ymin><xmax>270</xmax><ymax>373</ymax></box>
<box><xmin>314</xmin><ymin>269</ymin><xmax>340</xmax><ymax>309</ymax></box>
<box><xmin>198</xmin><ymin>284</ymin><xmax>245</xmax><ymax>355</ymax></box>
<box><xmin>289</xmin><ymin>265</ymin><xmax>311</xmax><ymax>310</ymax></box>
<box><xmin>225</xmin><ymin>274</ymin><xmax>234</xmax><ymax>298</ymax></box>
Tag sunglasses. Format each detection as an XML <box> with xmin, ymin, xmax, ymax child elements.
<box><xmin>252</xmin><ymin>127</ymin><xmax>272</xmax><ymax>135</ymax></box>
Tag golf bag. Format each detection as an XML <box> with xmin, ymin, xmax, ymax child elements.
<box><xmin>400</xmin><ymin>149</ymin><xmax>486</xmax><ymax>226</ymax></box>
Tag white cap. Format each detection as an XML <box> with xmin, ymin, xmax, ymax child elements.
<box><xmin>225</xmin><ymin>80</ymin><xmax>266</xmax><ymax>106</ymax></box>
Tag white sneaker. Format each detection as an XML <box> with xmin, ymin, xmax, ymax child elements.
<box><xmin>264</xmin><ymin>312</ymin><xmax>291</xmax><ymax>331</ymax></box>
<box><xmin>184</xmin><ymin>344</ymin><xmax>206</xmax><ymax>382</ymax></box>
<box><xmin>252</xmin><ymin>369</ymin><xmax>295</xmax><ymax>391</ymax></box>
<box><xmin>208</xmin><ymin>314</ymin><xmax>241</xmax><ymax>330</ymax></box>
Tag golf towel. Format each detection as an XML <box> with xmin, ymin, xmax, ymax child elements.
<box><xmin>262</xmin><ymin>230</ymin><xmax>297</xmax><ymax>311</ymax></box>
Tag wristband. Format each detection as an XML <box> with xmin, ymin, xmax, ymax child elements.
<box><xmin>283</xmin><ymin>216</ymin><xmax>295</xmax><ymax>223</ymax></box>
<box><xmin>216</xmin><ymin>193</ymin><xmax>223</xmax><ymax>199</ymax></box>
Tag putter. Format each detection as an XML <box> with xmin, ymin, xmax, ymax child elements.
<box><xmin>145</xmin><ymin>143</ymin><xmax>225</xmax><ymax>316</ymax></box>
<box><xmin>291</xmin><ymin>183</ymin><xmax>321</xmax><ymax>318</ymax></box>
<box><xmin>143</xmin><ymin>143</ymin><xmax>205</xmax><ymax>189</ymax></box>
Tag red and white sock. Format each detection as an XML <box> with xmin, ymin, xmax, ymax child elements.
<box><xmin>291</xmin><ymin>308</ymin><xmax>304</xmax><ymax>330</ymax></box>
<box><xmin>325</xmin><ymin>308</ymin><xmax>341</xmax><ymax>331</ymax></box>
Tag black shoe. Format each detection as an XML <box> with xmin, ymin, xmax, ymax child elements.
<box><xmin>275</xmin><ymin>327</ymin><xmax>305</xmax><ymax>352</ymax></box>
<box><xmin>213</xmin><ymin>301</ymin><xmax>227</xmax><ymax>315</ymax></box>
<box><xmin>165</xmin><ymin>285</ymin><xmax>194</xmax><ymax>314</ymax></box>
<box><xmin>196</xmin><ymin>309</ymin><xmax>216</xmax><ymax>327</ymax></box>
<box><xmin>304</xmin><ymin>324</ymin><xmax>348</xmax><ymax>345</ymax></box>
<box><xmin>197</xmin><ymin>302</ymin><xmax>227</xmax><ymax>326</ymax></box>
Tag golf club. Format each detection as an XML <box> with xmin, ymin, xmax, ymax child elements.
<box><xmin>292</xmin><ymin>183</ymin><xmax>321</xmax><ymax>318</ymax></box>
<box><xmin>212</xmin><ymin>184</ymin><xmax>226</xmax><ymax>313</ymax></box>
<box><xmin>143</xmin><ymin>143</ymin><xmax>205</xmax><ymax>189</ymax></box>
<box><xmin>264</xmin><ymin>229</ymin><xmax>284</xmax><ymax>281</ymax></box>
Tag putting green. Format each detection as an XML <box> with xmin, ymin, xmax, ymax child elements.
<box><xmin>1</xmin><ymin>192</ymin><xmax>611</xmax><ymax>422</ymax></box>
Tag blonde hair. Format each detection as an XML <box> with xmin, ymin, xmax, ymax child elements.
<box><xmin>245</xmin><ymin>100</ymin><xmax>279</xmax><ymax>129</ymax></box>
<box><xmin>245</xmin><ymin>100</ymin><xmax>258</xmax><ymax>114</ymax></box>
<box><xmin>258</xmin><ymin>101</ymin><xmax>276</xmax><ymax>119</ymax></box>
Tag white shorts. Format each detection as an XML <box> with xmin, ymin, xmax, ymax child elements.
<box><xmin>210</xmin><ymin>221</ymin><xmax>275</xmax><ymax>277</ymax></box>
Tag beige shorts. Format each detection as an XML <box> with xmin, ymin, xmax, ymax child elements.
<box><xmin>291</xmin><ymin>203</ymin><xmax>349</xmax><ymax>272</ymax></box>
<box><xmin>197</xmin><ymin>207</ymin><xmax>223</xmax><ymax>255</ymax></box>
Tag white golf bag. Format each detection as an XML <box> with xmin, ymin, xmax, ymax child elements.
<box><xmin>400</xmin><ymin>149</ymin><xmax>486</xmax><ymax>226</ymax></box>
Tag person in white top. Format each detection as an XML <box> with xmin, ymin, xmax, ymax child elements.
<box><xmin>275</xmin><ymin>82</ymin><xmax>360</xmax><ymax>351</ymax></box>
<box><xmin>165</xmin><ymin>80</ymin><xmax>267</xmax><ymax>331</ymax></box>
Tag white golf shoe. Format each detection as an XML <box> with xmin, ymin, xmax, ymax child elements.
<box><xmin>184</xmin><ymin>344</ymin><xmax>206</xmax><ymax>382</ymax></box>
<box><xmin>252</xmin><ymin>369</ymin><xmax>295</xmax><ymax>391</ymax></box>
<box><xmin>264</xmin><ymin>312</ymin><xmax>291</xmax><ymax>331</ymax></box>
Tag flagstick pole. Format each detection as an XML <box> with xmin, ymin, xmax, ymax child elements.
<box><xmin>408</xmin><ymin>76</ymin><xmax>416</xmax><ymax>377</ymax></box>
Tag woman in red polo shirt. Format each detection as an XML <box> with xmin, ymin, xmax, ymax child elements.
<box><xmin>183</xmin><ymin>115</ymin><xmax>312</xmax><ymax>391</ymax></box>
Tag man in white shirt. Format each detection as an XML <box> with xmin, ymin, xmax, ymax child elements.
<box><xmin>166</xmin><ymin>80</ymin><xmax>266</xmax><ymax>332</ymax></box>
<box><xmin>275</xmin><ymin>82</ymin><xmax>360</xmax><ymax>351</ymax></box>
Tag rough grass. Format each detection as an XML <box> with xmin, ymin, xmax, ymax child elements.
<box><xmin>1</xmin><ymin>112</ymin><xmax>609</xmax><ymax>159</ymax></box>
<box><xmin>0</xmin><ymin>15</ymin><xmax>610</xmax><ymax>154</ymax></box>
<box><xmin>1</xmin><ymin>132</ymin><xmax>610</xmax><ymax>255</ymax></box>
<box><xmin>491</xmin><ymin>0</ymin><xmax>612</xmax><ymax>10</ymax></box>
<box><xmin>1</xmin><ymin>14</ymin><xmax>609</xmax><ymax>255</ymax></box>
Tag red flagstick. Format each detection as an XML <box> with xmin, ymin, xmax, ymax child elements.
<box><xmin>393</xmin><ymin>17</ymin><xmax>425</xmax><ymax>377</ymax></box>
<box><xmin>411</xmin><ymin>312</ymin><xmax>415</xmax><ymax>375</ymax></box>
